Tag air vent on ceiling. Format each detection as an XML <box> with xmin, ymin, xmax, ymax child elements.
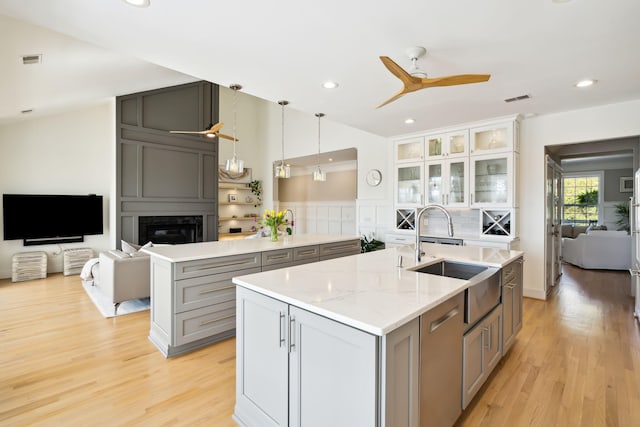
<box><xmin>504</xmin><ymin>94</ymin><xmax>530</xmax><ymax>103</ymax></box>
<box><xmin>22</xmin><ymin>54</ymin><xmax>42</xmax><ymax>65</ymax></box>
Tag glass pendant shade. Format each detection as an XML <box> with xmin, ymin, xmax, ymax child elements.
<box><xmin>225</xmin><ymin>154</ymin><xmax>244</xmax><ymax>174</ymax></box>
<box><xmin>224</xmin><ymin>84</ymin><xmax>244</xmax><ymax>174</ymax></box>
<box><xmin>312</xmin><ymin>166</ymin><xmax>326</xmax><ymax>181</ymax></box>
<box><xmin>275</xmin><ymin>162</ymin><xmax>291</xmax><ymax>178</ymax></box>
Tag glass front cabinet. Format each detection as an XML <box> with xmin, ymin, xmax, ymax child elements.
<box><xmin>395</xmin><ymin>137</ymin><xmax>424</xmax><ymax>163</ymax></box>
<box><xmin>470</xmin><ymin>153</ymin><xmax>518</xmax><ymax>208</ymax></box>
<box><xmin>470</xmin><ymin>121</ymin><xmax>519</xmax><ymax>155</ymax></box>
<box><xmin>425</xmin><ymin>159</ymin><xmax>469</xmax><ymax>207</ymax></box>
<box><xmin>425</xmin><ymin>129</ymin><xmax>469</xmax><ymax>160</ymax></box>
<box><xmin>396</xmin><ymin>163</ymin><xmax>424</xmax><ymax>206</ymax></box>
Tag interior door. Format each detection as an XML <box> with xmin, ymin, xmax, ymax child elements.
<box><xmin>545</xmin><ymin>156</ymin><xmax>554</xmax><ymax>295</ymax></box>
<box><xmin>553</xmin><ymin>164</ymin><xmax>563</xmax><ymax>283</ymax></box>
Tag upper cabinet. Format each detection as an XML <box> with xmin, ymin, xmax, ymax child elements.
<box><xmin>470</xmin><ymin>120</ymin><xmax>519</xmax><ymax>155</ymax></box>
<box><xmin>425</xmin><ymin>129</ymin><xmax>469</xmax><ymax>160</ymax></box>
<box><xmin>395</xmin><ymin>137</ymin><xmax>425</xmax><ymax>163</ymax></box>
<box><xmin>396</xmin><ymin>163</ymin><xmax>424</xmax><ymax>206</ymax></box>
<box><xmin>426</xmin><ymin>158</ymin><xmax>469</xmax><ymax>207</ymax></box>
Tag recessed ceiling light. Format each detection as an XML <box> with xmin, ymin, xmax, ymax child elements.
<box><xmin>404</xmin><ymin>118</ymin><xmax>415</xmax><ymax>124</ymax></box>
<box><xmin>575</xmin><ymin>79</ymin><xmax>597</xmax><ymax>88</ymax></box>
<box><xmin>322</xmin><ymin>81</ymin><xmax>339</xmax><ymax>89</ymax></box>
<box><xmin>328</xmin><ymin>158</ymin><xmax>334</xmax><ymax>162</ymax></box>
<box><xmin>123</xmin><ymin>0</ymin><xmax>150</xmax><ymax>7</ymax></box>
<box><xmin>552</xmin><ymin>0</ymin><xmax>572</xmax><ymax>3</ymax></box>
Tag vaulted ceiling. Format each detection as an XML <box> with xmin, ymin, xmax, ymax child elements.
<box><xmin>1</xmin><ymin>0</ymin><xmax>639</xmax><ymax>137</ymax></box>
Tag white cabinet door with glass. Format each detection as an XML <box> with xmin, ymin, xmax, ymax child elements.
<box><xmin>396</xmin><ymin>162</ymin><xmax>424</xmax><ymax>206</ymax></box>
<box><xmin>470</xmin><ymin>153</ymin><xmax>516</xmax><ymax>208</ymax></box>
<box><xmin>395</xmin><ymin>137</ymin><xmax>424</xmax><ymax>163</ymax></box>
<box><xmin>470</xmin><ymin>121</ymin><xmax>518</xmax><ymax>155</ymax></box>
<box><xmin>425</xmin><ymin>159</ymin><xmax>469</xmax><ymax>207</ymax></box>
<box><xmin>425</xmin><ymin>130</ymin><xmax>469</xmax><ymax>160</ymax></box>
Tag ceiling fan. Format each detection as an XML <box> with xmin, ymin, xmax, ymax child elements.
<box><xmin>377</xmin><ymin>46</ymin><xmax>491</xmax><ymax>108</ymax></box>
<box><xmin>169</xmin><ymin>122</ymin><xmax>238</xmax><ymax>141</ymax></box>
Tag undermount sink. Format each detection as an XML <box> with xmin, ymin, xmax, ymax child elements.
<box><xmin>413</xmin><ymin>260</ymin><xmax>489</xmax><ymax>280</ymax></box>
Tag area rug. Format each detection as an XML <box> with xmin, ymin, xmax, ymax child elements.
<box><xmin>81</xmin><ymin>280</ymin><xmax>150</xmax><ymax>318</ymax></box>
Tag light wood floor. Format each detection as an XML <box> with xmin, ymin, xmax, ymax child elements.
<box><xmin>1</xmin><ymin>264</ymin><xmax>639</xmax><ymax>426</ymax></box>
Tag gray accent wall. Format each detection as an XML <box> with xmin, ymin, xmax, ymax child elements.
<box><xmin>116</xmin><ymin>81</ymin><xmax>219</xmax><ymax>246</ymax></box>
<box><xmin>604</xmin><ymin>168</ymin><xmax>633</xmax><ymax>202</ymax></box>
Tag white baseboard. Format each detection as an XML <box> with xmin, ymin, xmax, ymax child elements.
<box><xmin>523</xmin><ymin>287</ymin><xmax>547</xmax><ymax>300</ymax></box>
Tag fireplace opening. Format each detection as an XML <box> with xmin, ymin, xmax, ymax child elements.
<box><xmin>139</xmin><ymin>215</ymin><xmax>203</xmax><ymax>245</ymax></box>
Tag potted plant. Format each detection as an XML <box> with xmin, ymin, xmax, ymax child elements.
<box><xmin>249</xmin><ymin>180</ymin><xmax>262</xmax><ymax>207</ymax></box>
<box><xmin>360</xmin><ymin>234</ymin><xmax>385</xmax><ymax>253</ymax></box>
<box><xmin>615</xmin><ymin>201</ymin><xmax>630</xmax><ymax>232</ymax></box>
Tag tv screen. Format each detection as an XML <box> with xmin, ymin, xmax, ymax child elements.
<box><xmin>3</xmin><ymin>194</ymin><xmax>103</xmax><ymax>243</ymax></box>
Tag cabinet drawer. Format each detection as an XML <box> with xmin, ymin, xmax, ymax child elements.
<box><xmin>175</xmin><ymin>267</ymin><xmax>261</xmax><ymax>313</ymax></box>
<box><xmin>293</xmin><ymin>245</ymin><xmax>320</xmax><ymax>262</ymax></box>
<box><xmin>319</xmin><ymin>239</ymin><xmax>360</xmax><ymax>260</ymax></box>
<box><xmin>175</xmin><ymin>301</ymin><xmax>236</xmax><ymax>346</ymax></box>
<box><xmin>174</xmin><ymin>253</ymin><xmax>261</xmax><ymax>280</ymax></box>
<box><xmin>262</xmin><ymin>249</ymin><xmax>294</xmax><ymax>267</ymax></box>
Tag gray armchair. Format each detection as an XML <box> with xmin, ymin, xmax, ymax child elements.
<box><xmin>95</xmin><ymin>250</ymin><xmax>150</xmax><ymax>313</ymax></box>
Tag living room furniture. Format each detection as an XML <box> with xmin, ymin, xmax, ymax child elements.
<box><xmin>12</xmin><ymin>251</ymin><xmax>47</xmax><ymax>282</ymax></box>
<box><xmin>561</xmin><ymin>224</ymin><xmax>589</xmax><ymax>239</ymax></box>
<box><xmin>94</xmin><ymin>250</ymin><xmax>150</xmax><ymax>314</ymax></box>
<box><xmin>562</xmin><ymin>230</ymin><xmax>631</xmax><ymax>270</ymax></box>
<box><xmin>63</xmin><ymin>248</ymin><xmax>94</xmax><ymax>276</ymax></box>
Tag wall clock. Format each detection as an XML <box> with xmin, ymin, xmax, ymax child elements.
<box><xmin>366</xmin><ymin>169</ymin><xmax>382</xmax><ymax>187</ymax></box>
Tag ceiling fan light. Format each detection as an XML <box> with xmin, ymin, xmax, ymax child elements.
<box><xmin>123</xmin><ymin>0</ymin><xmax>151</xmax><ymax>7</ymax></box>
<box><xmin>322</xmin><ymin>81</ymin><xmax>339</xmax><ymax>89</ymax></box>
<box><xmin>206</xmin><ymin>133</ymin><xmax>216</xmax><ymax>138</ymax></box>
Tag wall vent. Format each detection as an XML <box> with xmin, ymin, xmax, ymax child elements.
<box><xmin>21</xmin><ymin>54</ymin><xmax>42</xmax><ymax>65</ymax></box>
<box><xmin>504</xmin><ymin>94</ymin><xmax>530</xmax><ymax>103</ymax></box>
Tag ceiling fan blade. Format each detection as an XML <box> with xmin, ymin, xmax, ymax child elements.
<box><xmin>209</xmin><ymin>122</ymin><xmax>224</xmax><ymax>133</ymax></box>
<box><xmin>169</xmin><ymin>130</ymin><xmax>207</xmax><ymax>135</ymax></box>
<box><xmin>377</xmin><ymin>89</ymin><xmax>409</xmax><ymax>109</ymax></box>
<box><xmin>380</xmin><ymin>56</ymin><xmax>420</xmax><ymax>86</ymax></box>
<box><xmin>419</xmin><ymin>74</ymin><xmax>491</xmax><ymax>88</ymax></box>
<box><xmin>217</xmin><ymin>133</ymin><xmax>239</xmax><ymax>142</ymax></box>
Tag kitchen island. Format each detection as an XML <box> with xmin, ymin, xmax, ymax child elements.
<box><xmin>143</xmin><ymin>234</ymin><xmax>360</xmax><ymax>357</ymax></box>
<box><xmin>232</xmin><ymin>243</ymin><xmax>524</xmax><ymax>427</ymax></box>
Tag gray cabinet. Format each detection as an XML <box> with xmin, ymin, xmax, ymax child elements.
<box><xmin>234</xmin><ymin>286</ymin><xmax>378</xmax><ymax>427</ymax></box>
<box><xmin>502</xmin><ymin>257</ymin><xmax>523</xmax><ymax>354</ymax></box>
<box><xmin>462</xmin><ymin>304</ymin><xmax>502</xmax><ymax>409</ymax></box>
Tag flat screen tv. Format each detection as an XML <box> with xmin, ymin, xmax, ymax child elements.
<box><xmin>3</xmin><ymin>194</ymin><xmax>103</xmax><ymax>245</ymax></box>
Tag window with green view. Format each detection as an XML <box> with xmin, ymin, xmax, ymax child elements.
<box><xmin>562</xmin><ymin>175</ymin><xmax>600</xmax><ymax>225</ymax></box>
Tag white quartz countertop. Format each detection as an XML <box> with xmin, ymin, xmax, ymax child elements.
<box><xmin>142</xmin><ymin>234</ymin><xmax>359</xmax><ymax>263</ymax></box>
<box><xmin>233</xmin><ymin>243</ymin><xmax>524</xmax><ymax>336</ymax></box>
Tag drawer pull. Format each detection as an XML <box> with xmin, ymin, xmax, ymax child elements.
<box><xmin>297</xmin><ymin>249</ymin><xmax>316</xmax><ymax>256</ymax></box>
<box><xmin>289</xmin><ymin>316</ymin><xmax>296</xmax><ymax>352</ymax></box>
<box><xmin>279</xmin><ymin>312</ymin><xmax>285</xmax><ymax>347</ymax></box>
<box><xmin>199</xmin><ymin>314</ymin><xmax>234</xmax><ymax>327</ymax></box>
<box><xmin>199</xmin><ymin>288</ymin><xmax>221</xmax><ymax>295</ymax></box>
<box><xmin>268</xmin><ymin>253</ymin><xmax>290</xmax><ymax>260</ymax></box>
<box><xmin>429</xmin><ymin>306</ymin><xmax>459</xmax><ymax>333</ymax></box>
<box><xmin>184</xmin><ymin>257</ymin><xmax>257</xmax><ymax>273</ymax></box>
<box><xmin>326</xmin><ymin>244</ymin><xmax>356</xmax><ymax>252</ymax></box>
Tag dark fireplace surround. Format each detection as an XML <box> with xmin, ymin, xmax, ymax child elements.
<box><xmin>139</xmin><ymin>216</ymin><xmax>203</xmax><ymax>245</ymax></box>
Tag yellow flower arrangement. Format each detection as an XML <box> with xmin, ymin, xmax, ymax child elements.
<box><xmin>260</xmin><ymin>209</ymin><xmax>289</xmax><ymax>241</ymax></box>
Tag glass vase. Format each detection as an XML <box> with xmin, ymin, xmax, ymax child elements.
<box><xmin>270</xmin><ymin>225</ymin><xmax>278</xmax><ymax>242</ymax></box>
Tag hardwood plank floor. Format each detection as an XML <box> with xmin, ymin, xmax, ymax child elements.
<box><xmin>1</xmin><ymin>264</ymin><xmax>639</xmax><ymax>426</ymax></box>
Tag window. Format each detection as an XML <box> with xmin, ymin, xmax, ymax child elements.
<box><xmin>562</xmin><ymin>173</ymin><xmax>601</xmax><ymax>225</ymax></box>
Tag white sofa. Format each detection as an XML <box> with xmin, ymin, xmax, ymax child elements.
<box><xmin>562</xmin><ymin>230</ymin><xmax>632</xmax><ymax>270</ymax></box>
<box><xmin>92</xmin><ymin>250</ymin><xmax>150</xmax><ymax>313</ymax></box>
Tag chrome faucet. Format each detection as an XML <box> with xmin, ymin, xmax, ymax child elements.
<box><xmin>415</xmin><ymin>204</ymin><xmax>454</xmax><ymax>262</ymax></box>
<box><xmin>284</xmin><ymin>209</ymin><xmax>295</xmax><ymax>235</ymax></box>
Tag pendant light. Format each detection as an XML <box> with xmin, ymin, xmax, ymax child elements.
<box><xmin>274</xmin><ymin>100</ymin><xmax>291</xmax><ymax>179</ymax></box>
<box><xmin>312</xmin><ymin>113</ymin><xmax>327</xmax><ymax>182</ymax></box>
<box><xmin>224</xmin><ymin>84</ymin><xmax>244</xmax><ymax>174</ymax></box>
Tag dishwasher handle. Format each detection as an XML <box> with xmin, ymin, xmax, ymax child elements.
<box><xmin>429</xmin><ymin>306</ymin><xmax>460</xmax><ymax>333</ymax></box>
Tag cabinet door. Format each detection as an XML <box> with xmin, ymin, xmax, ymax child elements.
<box><xmin>235</xmin><ymin>287</ymin><xmax>289</xmax><ymax>427</ymax></box>
<box><xmin>425</xmin><ymin>134</ymin><xmax>444</xmax><ymax>160</ymax></box>
<box><xmin>502</xmin><ymin>283</ymin><xmax>515</xmax><ymax>353</ymax></box>
<box><xmin>470</xmin><ymin>122</ymin><xmax>514</xmax><ymax>155</ymax></box>
<box><xmin>470</xmin><ymin>153</ymin><xmax>513</xmax><ymax>208</ymax></box>
<box><xmin>396</xmin><ymin>138</ymin><xmax>424</xmax><ymax>162</ymax></box>
<box><xmin>425</xmin><ymin>162</ymin><xmax>444</xmax><ymax>204</ymax></box>
<box><xmin>462</xmin><ymin>322</ymin><xmax>485</xmax><ymax>409</ymax></box>
<box><xmin>446</xmin><ymin>159</ymin><xmax>468</xmax><ymax>207</ymax></box>
<box><xmin>289</xmin><ymin>306</ymin><xmax>378</xmax><ymax>427</ymax></box>
<box><xmin>396</xmin><ymin>163</ymin><xmax>424</xmax><ymax>206</ymax></box>
<box><xmin>446</xmin><ymin>129</ymin><xmax>470</xmax><ymax>158</ymax></box>
<box><xmin>485</xmin><ymin>305</ymin><xmax>502</xmax><ymax>373</ymax></box>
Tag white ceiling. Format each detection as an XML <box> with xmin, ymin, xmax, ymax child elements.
<box><xmin>0</xmin><ymin>0</ymin><xmax>639</xmax><ymax>137</ymax></box>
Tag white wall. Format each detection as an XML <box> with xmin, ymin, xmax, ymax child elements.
<box><xmin>520</xmin><ymin>99</ymin><xmax>640</xmax><ymax>299</ymax></box>
<box><xmin>0</xmin><ymin>100</ymin><xmax>115</xmax><ymax>278</ymax></box>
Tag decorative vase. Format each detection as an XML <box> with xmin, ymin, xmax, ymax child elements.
<box><xmin>270</xmin><ymin>225</ymin><xmax>278</xmax><ymax>242</ymax></box>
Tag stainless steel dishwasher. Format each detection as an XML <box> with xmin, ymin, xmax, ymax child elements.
<box><xmin>420</xmin><ymin>292</ymin><xmax>465</xmax><ymax>427</ymax></box>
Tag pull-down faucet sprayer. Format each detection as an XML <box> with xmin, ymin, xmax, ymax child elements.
<box><xmin>415</xmin><ymin>204</ymin><xmax>454</xmax><ymax>262</ymax></box>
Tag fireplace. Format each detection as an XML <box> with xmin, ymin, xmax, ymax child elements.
<box><xmin>139</xmin><ymin>216</ymin><xmax>203</xmax><ymax>245</ymax></box>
